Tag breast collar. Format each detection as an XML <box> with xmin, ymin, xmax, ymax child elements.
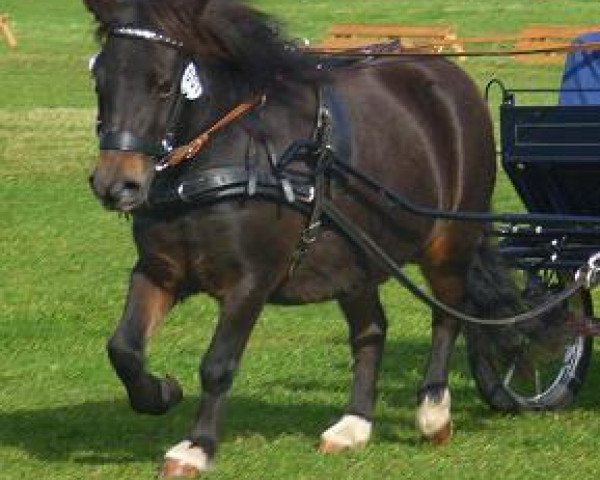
<box><xmin>147</xmin><ymin>84</ymin><xmax>352</xmax><ymax>211</ymax></box>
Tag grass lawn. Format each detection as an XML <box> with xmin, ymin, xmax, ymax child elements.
<box><xmin>2</xmin><ymin>1</ymin><xmax>600</xmax><ymax>479</ymax></box>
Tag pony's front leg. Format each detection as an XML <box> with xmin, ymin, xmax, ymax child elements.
<box><xmin>320</xmin><ymin>287</ymin><xmax>387</xmax><ymax>453</ymax></box>
<box><xmin>107</xmin><ymin>268</ymin><xmax>182</xmax><ymax>415</ymax></box>
<box><xmin>161</xmin><ymin>279</ymin><xmax>267</xmax><ymax>478</ymax></box>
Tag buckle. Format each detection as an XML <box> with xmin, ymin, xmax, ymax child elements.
<box><xmin>298</xmin><ymin>186</ymin><xmax>315</xmax><ymax>203</ymax></box>
<box><xmin>301</xmin><ymin>221</ymin><xmax>321</xmax><ymax>244</ymax></box>
<box><xmin>576</xmin><ymin>251</ymin><xmax>600</xmax><ymax>289</ymax></box>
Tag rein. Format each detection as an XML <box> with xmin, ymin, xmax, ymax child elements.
<box><xmin>156</xmin><ymin>95</ymin><xmax>266</xmax><ymax>171</ymax></box>
<box><xmin>321</xmin><ymin>198</ymin><xmax>597</xmax><ymax>326</ymax></box>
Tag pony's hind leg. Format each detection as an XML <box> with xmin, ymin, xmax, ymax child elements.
<box><xmin>320</xmin><ymin>286</ymin><xmax>387</xmax><ymax>453</ymax></box>
<box><xmin>416</xmin><ymin>255</ymin><xmax>470</xmax><ymax>445</ymax></box>
<box><xmin>106</xmin><ymin>268</ymin><xmax>182</xmax><ymax>415</ymax></box>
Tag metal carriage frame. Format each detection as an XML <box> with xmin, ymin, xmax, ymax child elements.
<box><xmin>493</xmin><ymin>81</ymin><xmax>600</xmax><ymax>270</ymax></box>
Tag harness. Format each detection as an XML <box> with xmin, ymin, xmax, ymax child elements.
<box><xmin>147</xmin><ymin>83</ymin><xmax>351</xmax><ymax>272</ymax></box>
<box><xmin>96</xmin><ymin>27</ymin><xmax>355</xmax><ymax>274</ymax></box>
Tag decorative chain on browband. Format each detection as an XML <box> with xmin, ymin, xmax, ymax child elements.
<box><xmin>112</xmin><ymin>27</ymin><xmax>183</xmax><ymax>48</ymax></box>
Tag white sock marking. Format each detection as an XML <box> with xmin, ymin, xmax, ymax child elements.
<box><xmin>415</xmin><ymin>388</ymin><xmax>451</xmax><ymax>438</ymax></box>
<box><xmin>164</xmin><ymin>440</ymin><xmax>210</xmax><ymax>472</ymax></box>
<box><xmin>321</xmin><ymin>414</ymin><xmax>372</xmax><ymax>448</ymax></box>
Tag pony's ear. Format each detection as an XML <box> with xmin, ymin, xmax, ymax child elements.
<box><xmin>82</xmin><ymin>0</ymin><xmax>120</xmax><ymax>24</ymax></box>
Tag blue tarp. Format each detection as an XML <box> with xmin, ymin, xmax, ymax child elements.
<box><xmin>559</xmin><ymin>32</ymin><xmax>600</xmax><ymax>105</ymax></box>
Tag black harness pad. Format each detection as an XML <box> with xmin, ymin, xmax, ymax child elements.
<box><xmin>148</xmin><ymin>83</ymin><xmax>352</xmax><ymax>208</ymax></box>
<box><xmin>320</xmin><ymin>84</ymin><xmax>352</xmax><ymax>164</ymax></box>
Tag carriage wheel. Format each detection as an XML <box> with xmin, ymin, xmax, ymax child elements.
<box><xmin>466</xmin><ymin>270</ymin><xmax>593</xmax><ymax>411</ymax></box>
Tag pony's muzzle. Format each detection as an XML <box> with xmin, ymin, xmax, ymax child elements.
<box><xmin>89</xmin><ymin>151</ymin><xmax>154</xmax><ymax>212</ymax></box>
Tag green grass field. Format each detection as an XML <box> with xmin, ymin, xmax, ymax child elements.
<box><xmin>2</xmin><ymin>1</ymin><xmax>600</xmax><ymax>478</ymax></box>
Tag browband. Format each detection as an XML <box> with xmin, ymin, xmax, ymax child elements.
<box><xmin>111</xmin><ymin>27</ymin><xmax>183</xmax><ymax>49</ymax></box>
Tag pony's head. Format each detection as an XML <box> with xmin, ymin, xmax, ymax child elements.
<box><xmin>84</xmin><ymin>0</ymin><xmax>315</xmax><ymax>212</ymax></box>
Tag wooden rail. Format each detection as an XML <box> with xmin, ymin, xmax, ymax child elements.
<box><xmin>317</xmin><ymin>23</ymin><xmax>600</xmax><ymax>63</ymax></box>
<box><xmin>0</xmin><ymin>14</ymin><xmax>17</xmax><ymax>48</ymax></box>
<box><xmin>317</xmin><ymin>23</ymin><xmax>462</xmax><ymax>53</ymax></box>
<box><xmin>514</xmin><ymin>25</ymin><xmax>600</xmax><ymax>63</ymax></box>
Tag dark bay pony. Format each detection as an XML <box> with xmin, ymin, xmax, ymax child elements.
<box><xmin>84</xmin><ymin>0</ymin><xmax>497</xmax><ymax>476</ymax></box>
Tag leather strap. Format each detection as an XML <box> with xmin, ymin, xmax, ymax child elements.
<box><xmin>148</xmin><ymin>166</ymin><xmax>314</xmax><ymax>207</ymax></box>
<box><xmin>99</xmin><ymin>131</ymin><xmax>165</xmax><ymax>157</ymax></box>
<box><xmin>157</xmin><ymin>95</ymin><xmax>266</xmax><ymax>170</ymax></box>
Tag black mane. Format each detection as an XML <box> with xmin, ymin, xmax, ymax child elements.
<box><xmin>85</xmin><ymin>0</ymin><xmax>321</xmax><ymax>92</ymax></box>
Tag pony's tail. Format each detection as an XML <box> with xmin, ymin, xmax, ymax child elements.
<box><xmin>463</xmin><ymin>240</ymin><xmax>523</xmax><ymax>320</ymax></box>
<box><xmin>461</xmin><ymin>240</ymin><xmax>529</xmax><ymax>368</ymax></box>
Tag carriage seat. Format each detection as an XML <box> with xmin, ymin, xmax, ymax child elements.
<box><xmin>500</xmin><ymin>31</ymin><xmax>600</xmax><ymax>216</ymax></box>
<box><xmin>558</xmin><ymin>31</ymin><xmax>600</xmax><ymax>105</ymax></box>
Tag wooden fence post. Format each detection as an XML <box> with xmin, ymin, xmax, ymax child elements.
<box><xmin>0</xmin><ymin>14</ymin><xmax>17</xmax><ymax>48</ymax></box>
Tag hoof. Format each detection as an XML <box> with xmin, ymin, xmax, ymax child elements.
<box><xmin>423</xmin><ymin>421</ymin><xmax>453</xmax><ymax>446</ymax></box>
<box><xmin>160</xmin><ymin>440</ymin><xmax>209</xmax><ymax>479</ymax></box>
<box><xmin>319</xmin><ymin>414</ymin><xmax>372</xmax><ymax>454</ymax></box>
<box><xmin>160</xmin><ymin>458</ymin><xmax>201</xmax><ymax>478</ymax></box>
<box><xmin>128</xmin><ymin>375</ymin><xmax>183</xmax><ymax>415</ymax></box>
<box><xmin>416</xmin><ymin>387</ymin><xmax>452</xmax><ymax>445</ymax></box>
<box><xmin>319</xmin><ymin>438</ymin><xmax>367</xmax><ymax>454</ymax></box>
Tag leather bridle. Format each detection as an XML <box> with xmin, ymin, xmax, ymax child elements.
<box><xmin>95</xmin><ymin>26</ymin><xmax>262</xmax><ymax>170</ymax></box>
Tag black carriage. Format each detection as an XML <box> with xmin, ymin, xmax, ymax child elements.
<box><xmin>467</xmin><ymin>81</ymin><xmax>600</xmax><ymax>412</ymax></box>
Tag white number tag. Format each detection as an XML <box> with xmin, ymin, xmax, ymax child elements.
<box><xmin>180</xmin><ymin>62</ymin><xmax>203</xmax><ymax>100</ymax></box>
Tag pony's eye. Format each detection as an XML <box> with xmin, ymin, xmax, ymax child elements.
<box><xmin>88</xmin><ymin>52</ymin><xmax>100</xmax><ymax>72</ymax></box>
<box><xmin>156</xmin><ymin>80</ymin><xmax>175</xmax><ymax>98</ymax></box>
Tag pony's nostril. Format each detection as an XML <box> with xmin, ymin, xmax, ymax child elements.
<box><xmin>123</xmin><ymin>180</ymin><xmax>141</xmax><ymax>193</ymax></box>
<box><xmin>104</xmin><ymin>180</ymin><xmax>144</xmax><ymax>211</ymax></box>
<box><xmin>110</xmin><ymin>181</ymin><xmax>141</xmax><ymax>200</ymax></box>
